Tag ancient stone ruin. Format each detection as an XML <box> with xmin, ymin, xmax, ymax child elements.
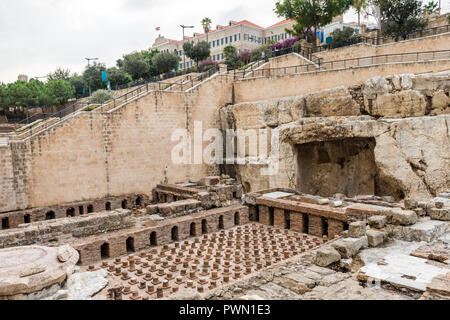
<box><xmin>0</xmin><ymin>31</ymin><xmax>449</xmax><ymax>300</ymax></box>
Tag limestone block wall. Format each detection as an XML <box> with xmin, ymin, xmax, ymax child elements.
<box><xmin>314</xmin><ymin>33</ymin><xmax>450</xmax><ymax>62</ymax></box>
<box><xmin>1</xmin><ymin>75</ymin><xmax>233</xmax><ymax>212</ymax></box>
<box><xmin>0</xmin><ymin>147</ymin><xmax>16</xmax><ymax>212</ymax></box>
<box><xmin>233</xmin><ymin>60</ymin><xmax>450</xmax><ymax>103</ymax></box>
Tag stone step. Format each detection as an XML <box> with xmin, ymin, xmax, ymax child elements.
<box><xmin>0</xmin><ymin>137</ymin><xmax>8</xmax><ymax>147</ymax></box>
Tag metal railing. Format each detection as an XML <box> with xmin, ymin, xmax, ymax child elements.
<box><xmin>314</xmin><ymin>24</ymin><xmax>450</xmax><ymax>51</ymax></box>
<box><xmin>229</xmin><ymin>49</ymin><xmax>450</xmax><ymax>80</ymax></box>
<box><xmin>93</xmin><ymin>65</ymin><xmax>220</xmax><ymax>113</ymax></box>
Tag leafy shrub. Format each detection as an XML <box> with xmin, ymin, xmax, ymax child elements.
<box><xmin>198</xmin><ymin>59</ymin><xmax>218</xmax><ymax>72</ymax></box>
<box><xmin>89</xmin><ymin>89</ymin><xmax>113</xmax><ymax>104</ymax></box>
<box><xmin>330</xmin><ymin>27</ymin><xmax>361</xmax><ymax>49</ymax></box>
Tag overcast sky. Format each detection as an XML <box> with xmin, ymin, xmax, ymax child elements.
<box><xmin>0</xmin><ymin>0</ymin><xmax>448</xmax><ymax>83</ymax></box>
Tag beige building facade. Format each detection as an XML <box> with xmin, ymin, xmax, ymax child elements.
<box><xmin>150</xmin><ymin>19</ymin><xmax>296</xmax><ymax>70</ymax></box>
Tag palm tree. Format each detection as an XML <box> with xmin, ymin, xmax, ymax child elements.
<box><xmin>353</xmin><ymin>0</ymin><xmax>367</xmax><ymax>26</ymax></box>
<box><xmin>201</xmin><ymin>17</ymin><xmax>212</xmax><ymax>43</ymax></box>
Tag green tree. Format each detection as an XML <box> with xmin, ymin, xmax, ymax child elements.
<box><xmin>424</xmin><ymin>1</ymin><xmax>439</xmax><ymax>14</ymax></box>
<box><xmin>122</xmin><ymin>52</ymin><xmax>150</xmax><ymax>81</ymax></box>
<box><xmin>353</xmin><ymin>0</ymin><xmax>368</xmax><ymax>25</ymax></box>
<box><xmin>107</xmin><ymin>67</ymin><xmax>132</xmax><ymax>89</ymax></box>
<box><xmin>183</xmin><ymin>41</ymin><xmax>211</xmax><ymax>70</ymax></box>
<box><xmin>141</xmin><ymin>50</ymin><xmax>160</xmax><ymax>78</ymax></box>
<box><xmin>152</xmin><ymin>52</ymin><xmax>181</xmax><ymax>74</ymax></box>
<box><xmin>6</xmin><ymin>81</ymin><xmax>33</xmax><ymax>107</ymax></box>
<box><xmin>47</xmin><ymin>67</ymin><xmax>71</xmax><ymax>81</ymax></box>
<box><xmin>275</xmin><ymin>0</ymin><xmax>353</xmax><ymax>47</ymax></box>
<box><xmin>201</xmin><ymin>17</ymin><xmax>212</xmax><ymax>42</ymax></box>
<box><xmin>68</xmin><ymin>74</ymin><xmax>87</xmax><ymax>97</ymax></box>
<box><xmin>330</xmin><ymin>27</ymin><xmax>361</xmax><ymax>48</ymax></box>
<box><xmin>223</xmin><ymin>45</ymin><xmax>244</xmax><ymax>70</ymax></box>
<box><xmin>45</xmin><ymin>79</ymin><xmax>75</xmax><ymax>105</ymax></box>
<box><xmin>89</xmin><ymin>89</ymin><xmax>113</xmax><ymax>104</ymax></box>
<box><xmin>374</xmin><ymin>0</ymin><xmax>427</xmax><ymax>40</ymax></box>
<box><xmin>0</xmin><ymin>83</ymin><xmax>7</xmax><ymax>111</ymax></box>
<box><xmin>83</xmin><ymin>62</ymin><xmax>107</xmax><ymax>93</ymax></box>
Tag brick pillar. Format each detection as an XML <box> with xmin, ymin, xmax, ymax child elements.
<box><xmin>308</xmin><ymin>215</ymin><xmax>323</xmax><ymax>237</ymax></box>
<box><xmin>290</xmin><ymin>211</ymin><xmax>304</xmax><ymax>233</ymax></box>
<box><xmin>166</xmin><ymin>194</ymin><xmax>174</xmax><ymax>203</ymax></box>
<box><xmin>273</xmin><ymin>208</ymin><xmax>285</xmax><ymax>228</ymax></box>
<box><xmin>259</xmin><ymin>205</ymin><xmax>270</xmax><ymax>225</ymax></box>
<box><xmin>328</xmin><ymin>219</ymin><xmax>345</xmax><ymax>239</ymax></box>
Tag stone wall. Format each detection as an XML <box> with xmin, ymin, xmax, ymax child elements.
<box><xmin>0</xmin><ymin>194</ymin><xmax>146</xmax><ymax>229</ymax></box>
<box><xmin>223</xmin><ymin>72</ymin><xmax>450</xmax><ymax>200</ymax></box>
<box><xmin>315</xmin><ymin>33</ymin><xmax>450</xmax><ymax>62</ymax></box>
<box><xmin>1</xmin><ymin>75</ymin><xmax>233</xmax><ymax>212</ymax></box>
<box><xmin>0</xmin><ymin>147</ymin><xmax>16</xmax><ymax>212</ymax></box>
<box><xmin>233</xmin><ymin>60</ymin><xmax>450</xmax><ymax>103</ymax></box>
<box><xmin>0</xmin><ymin>209</ymin><xmax>134</xmax><ymax>249</ymax></box>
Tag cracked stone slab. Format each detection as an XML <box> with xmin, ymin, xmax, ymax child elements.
<box><xmin>0</xmin><ymin>245</ymin><xmax>79</xmax><ymax>298</ymax></box>
<box><xmin>359</xmin><ymin>254</ymin><xmax>448</xmax><ymax>292</ymax></box>
<box><xmin>393</xmin><ymin>218</ymin><xmax>448</xmax><ymax>242</ymax></box>
<box><xmin>262</xmin><ymin>192</ymin><xmax>295</xmax><ymax>199</ymax></box>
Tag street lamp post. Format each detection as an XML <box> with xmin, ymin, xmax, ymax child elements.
<box><xmin>85</xmin><ymin>57</ymin><xmax>99</xmax><ymax>96</ymax></box>
<box><xmin>180</xmin><ymin>25</ymin><xmax>194</xmax><ymax>70</ymax></box>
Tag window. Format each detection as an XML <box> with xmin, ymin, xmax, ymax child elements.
<box><xmin>190</xmin><ymin>222</ymin><xmax>196</xmax><ymax>237</ymax></box>
<box><xmin>234</xmin><ymin>34</ymin><xmax>237</xmax><ymax>41</ymax></box>
<box><xmin>24</xmin><ymin>214</ymin><xmax>31</xmax><ymax>224</ymax></box>
<box><xmin>218</xmin><ymin>216</ymin><xmax>224</xmax><ymax>230</ymax></box>
<box><xmin>136</xmin><ymin>196</ymin><xmax>142</xmax><ymax>207</ymax></box>
<box><xmin>225</xmin><ymin>37</ymin><xmax>228</xmax><ymax>44</ymax></box>
<box><xmin>171</xmin><ymin>226</ymin><xmax>179</xmax><ymax>241</ymax></box>
<box><xmin>2</xmin><ymin>217</ymin><xmax>9</xmax><ymax>229</ymax></box>
<box><xmin>150</xmin><ymin>232</ymin><xmax>157</xmax><ymax>246</ymax></box>
<box><xmin>66</xmin><ymin>208</ymin><xmax>75</xmax><ymax>217</ymax></box>
<box><xmin>126</xmin><ymin>237</ymin><xmax>135</xmax><ymax>253</ymax></box>
<box><xmin>201</xmin><ymin>219</ymin><xmax>208</xmax><ymax>234</ymax></box>
<box><xmin>101</xmin><ymin>243</ymin><xmax>110</xmax><ymax>259</ymax></box>
<box><xmin>46</xmin><ymin>211</ymin><xmax>55</xmax><ymax>220</ymax></box>
<box><xmin>229</xmin><ymin>36</ymin><xmax>232</xmax><ymax>43</ymax></box>
<box><xmin>221</xmin><ymin>38</ymin><xmax>224</xmax><ymax>45</ymax></box>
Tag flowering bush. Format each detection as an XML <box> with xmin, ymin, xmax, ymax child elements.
<box><xmin>270</xmin><ymin>36</ymin><xmax>302</xmax><ymax>51</ymax></box>
<box><xmin>198</xmin><ymin>58</ymin><xmax>218</xmax><ymax>72</ymax></box>
<box><xmin>239</xmin><ymin>49</ymin><xmax>253</xmax><ymax>65</ymax></box>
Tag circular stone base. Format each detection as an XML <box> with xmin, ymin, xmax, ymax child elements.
<box><xmin>0</xmin><ymin>245</ymin><xmax>79</xmax><ymax>298</ymax></box>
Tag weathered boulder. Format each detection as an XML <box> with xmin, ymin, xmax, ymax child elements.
<box><xmin>305</xmin><ymin>87</ymin><xmax>360</xmax><ymax>117</ymax></box>
<box><xmin>404</xmin><ymin>199</ymin><xmax>418</xmax><ymax>210</ymax></box>
<box><xmin>392</xmin><ymin>218</ymin><xmax>448</xmax><ymax>242</ymax></box>
<box><xmin>429</xmin><ymin>208</ymin><xmax>450</xmax><ymax>221</ymax></box>
<box><xmin>370</xmin><ymin>90</ymin><xmax>427</xmax><ymax>118</ymax></box>
<box><xmin>366</xmin><ymin>229</ymin><xmax>387</xmax><ymax>247</ymax></box>
<box><xmin>314</xmin><ymin>246</ymin><xmax>341</xmax><ymax>267</ymax></box>
<box><xmin>391</xmin><ymin>210</ymin><xmax>418</xmax><ymax>226</ymax></box>
<box><xmin>331</xmin><ymin>240</ymin><xmax>358</xmax><ymax>259</ymax></box>
<box><xmin>331</xmin><ymin>237</ymin><xmax>368</xmax><ymax>259</ymax></box>
<box><xmin>348</xmin><ymin>221</ymin><xmax>367</xmax><ymax>238</ymax></box>
<box><xmin>146</xmin><ymin>205</ymin><xmax>158</xmax><ymax>215</ymax></box>
<box><xmin>368</xmin><ymin>215</ymin><xmax>387</xmax><ymax>229</ymax></box>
